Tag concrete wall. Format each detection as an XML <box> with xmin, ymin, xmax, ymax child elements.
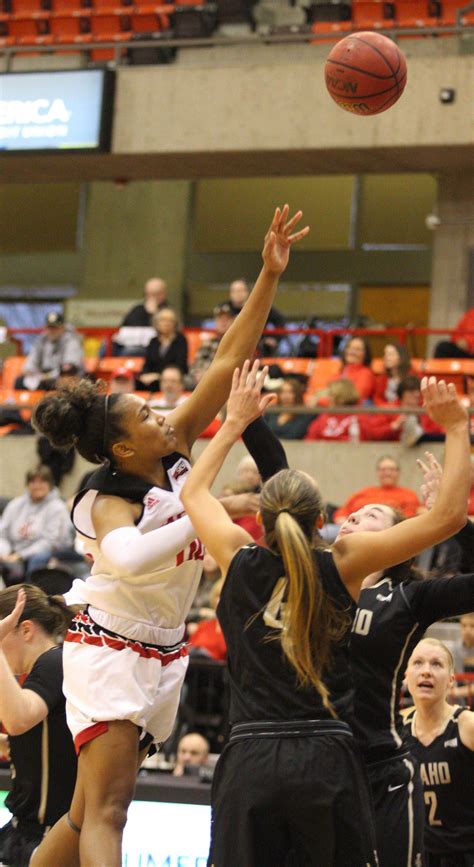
<box><xmin>0</xmin><ymin>436</ymin><xmax>445</xmax><ymax>505</ymax></box>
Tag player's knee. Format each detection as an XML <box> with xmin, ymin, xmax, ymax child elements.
<box><xmin>95</xmin><ymin>796</ymin><xmax>130</xmax><ymax>833</ymax></box>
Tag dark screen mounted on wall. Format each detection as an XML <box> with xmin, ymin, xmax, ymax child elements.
<box><xmin>0</xmin><ymin>69</ymin><xmax>115</xmax><ymax>154</ymax></box>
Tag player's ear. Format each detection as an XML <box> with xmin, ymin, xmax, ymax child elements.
<box><xmin>111</xmin><ymin>440</ymin><xmax>134</xmax><ymax>460</ymax></box>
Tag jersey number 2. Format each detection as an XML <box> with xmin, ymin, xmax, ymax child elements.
<box><xmin>424</xmin><ymin>791</ymin><xmax>442</xmax><ymax>826</ymax></box>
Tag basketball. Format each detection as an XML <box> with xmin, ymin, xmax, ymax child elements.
<box><xmin>324</xmin><ymin>31</ymin><xmax>407</xmax><ymax>116</ymax></box>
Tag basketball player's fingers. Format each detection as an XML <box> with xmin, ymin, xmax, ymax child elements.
<box><xmin>244</xmin><ymin>359</ymin><xmax>260</xmax><ymax>389</ymax></box>
<box><xmin>416</xmin><ymin>458</ymin><xmax>430</xmax><ymax>475</ymax></box>
<box><xmin>259</xmin><ymin>393</ymin><xmax>277</xmax><ymax>413</ymax></box>
<box><xmin>255</xmin><ymin>366</ymin><xmax>269</xmax><ymax>392</ymax></box>
<box><xmin>265</xmin><ymin>208</ymin><xmax>281</xmax><ymax>241</ymax></box>
<box><xmin>283</xmin><ymin>209</ymin><xmax>303</xmax><ymax>234</ymax></box>
<box><xmin>240</xmin><ymin>359</ymin><xmax>251</xmax><ymax>388</ymax></box>
<box><xmin>426</xmin><ymin>451</ymin><xmax>442</xmax><ymax>473</ymax></box>
<box><xmin>446</xmin><ymin>381</ymin><xmax>457</xmax><ymax>399</ymax></box>
<box><xmin>288</xmin><ymin>225</ymin><xmax>310</xmax><ymax>244</ymax></box>
<box><xmin>231</xmin><ymin>366</ymin><xmax>241</xmax><ymax>393</ymax></box>
<box><xmin>276</xmin><ymin>204</ymin><xmax>289</xmax><ymax>233</ymax></box>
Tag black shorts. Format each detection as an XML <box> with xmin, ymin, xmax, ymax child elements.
<box><xmin>0</xmin><ymin>819</ymin><xmax>42</xmax><ymax>867</ymax></box>
<box><xmin>208</xmin><ymin>719</ymin><xmax>378</xmax><ymax>867</ymax></box>
<box><xmin>367</xmin><ymin>752</ymin><xmax>425</xmax><ymax>867</ymax></box>
<box><xmin>425</xmin><ymin>854</ymin><xmax>474</xmax><ymax>867</ymax></box>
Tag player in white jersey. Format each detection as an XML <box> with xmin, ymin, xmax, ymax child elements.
<box><xmin>30</xmin><ymin>206</ymin><xmax>310</xmax><ymax>867</ymax></box>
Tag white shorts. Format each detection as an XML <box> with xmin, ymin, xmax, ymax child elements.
<box><xmin>63</xmin><ymin>610</ymin><xmax>188</xmax><ymax>754</ymax></box>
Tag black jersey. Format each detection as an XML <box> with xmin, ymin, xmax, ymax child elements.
<box><xmin>217</xmin><ymin>544</ymin><xmax>356</xmax><ymax>725</ymax></box>
<box><xmin>6</xmin><ymin>646</ymin><xmax>77</xmax><ymax>831</ymax></box>
<box><xmin>350</xmin><ymin>573</ymin><xmax>474</xmax><ymax>762</ymax></box>
<box><xmin>404</xmin><ymin>706</ymin><xmax>474</xmax><ymax>854</ymax></box>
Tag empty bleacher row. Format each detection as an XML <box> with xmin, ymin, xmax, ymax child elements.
<box><xmin>0</xmin><ymin>0</ymin><xmax>473</xmax><ymax>54</ymax></box>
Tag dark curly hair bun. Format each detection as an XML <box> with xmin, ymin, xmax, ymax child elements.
<box><xmin>32</xmin><ymin>380</ymin><xmax>117</xmax><ymax>464</ymax></box>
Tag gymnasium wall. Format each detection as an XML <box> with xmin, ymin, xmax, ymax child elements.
<box><xmin>0</xmin><ymin>436</ymin><xmax>445</xmax><ymax>504</ymax></box>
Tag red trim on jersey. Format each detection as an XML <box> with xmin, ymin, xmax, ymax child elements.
<box><xmin>65</xmin><ymin>625</ymin><xmax>188</xmax><ymax>665</ymax></box>
<box><xmin>74</xmin><ymin>722</ymin><xmax>109</xmax><ymax>755</ymax></box>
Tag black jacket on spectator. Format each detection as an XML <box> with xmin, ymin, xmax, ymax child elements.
<box><xmin>142</xmin><ymin>333</ymin><xmax>188</xmax><ymax>388</ymax></box>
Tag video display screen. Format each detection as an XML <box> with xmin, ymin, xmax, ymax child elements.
<box><xmin>0</xmin><ymin>69</ymin><xmax>114</xmax><ymax>152</ymax></box>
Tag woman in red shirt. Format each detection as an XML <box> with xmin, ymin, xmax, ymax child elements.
<box><xmin>339</xmin><ymin>337</ymin><xmax>376</xmax><ymax>402</ymax></box>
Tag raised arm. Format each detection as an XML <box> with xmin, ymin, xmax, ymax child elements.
<box><xmin>168</xmin><ymin>206</ymin><xmax>309</xmax><ymax>452</ymax></box>
<box><xmin>242</xmin><ymin>417</ymin><xmax>289</xmax><ymax>482</ymax></box>
<box><xmin>0</xmin><ymin>590</ymin><xmax>49</xmax><ymax>736</ymax></box>
<box><xmin>333</xmin><ymin>379</ymin><xmax>470</xmax><ymax>588</ymax></box>
<box><xmin>180</xmin><ymin>362</ymin><xmax>276</xmax><ymax>574</ymax></box>
<box><xmin>418</xmin><ymin>450</ymin><xmax>474</xmax><ymax>572</ymax></box>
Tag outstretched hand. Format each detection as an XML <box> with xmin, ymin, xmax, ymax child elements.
<box><xmin>226</xmin><ymin>360</ymin><xmax>276</xmax><ymax>432</ymax></box>
<box><xmin>417</xmin><ymin>451</ymin><xmax>443</xmax><ymax>510</ymax></box>
<box><xmin>0</xmin><ymin>588</ymin><xmax>25</xmax><ymax>643</ymax></box>
<box><xmin>421</xmin><ymin>377</ymin><xmax>468</xmax><ymax>429</ymax></box>
<box><xmin>262</xmin><ymin>205</ymin><xmax>310</xmax><ymax>277</ymax></box>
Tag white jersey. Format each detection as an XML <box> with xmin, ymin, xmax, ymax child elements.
<box><xmin>69</xmin><ymin>453</ymin><xmax>203</xmax><ymax>638</ymax></box>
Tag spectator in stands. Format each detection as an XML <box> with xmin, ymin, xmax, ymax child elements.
<box><xmin>373</xmin><ymin>341</ymin><xmax>411</xmax><ymax>405</ymax></box>
<box><xmin>361</xmin><ymin>376</ymin><xmax>444</xmax><ymax>445</ymax></box>
<box><xmin>113</xmin><ymin>278</ymin><xmax>169</xmax><ymax>356</ymax></box>
<box><xmin>148</xmin><ymin>366</ymin><xmax>188</xmax><ymax>415</ymax></box>
<box><xmin>15</xmin><ymin>313</ymin><xmax>84</xmax><ymax>391</ymax></box>
<box><xmin>121</xmin><ymin>277</ymin><xmax>168</xmax><ymax>327</ymax></box>
<box><xmin>305</xmin><ymin>378</ymin><xmax>360</xmax><ymax>441</ymax></box>
<box><xmin>338</xmin><ymin>336</ymin><xmax>376</xmax><ymax>402</ymax></box>
<box><xmin>452</xmin><ymin>613</ymin><xmax>474</xmax><ymax>675</ymax></box>
<box><xmin>187</xmin><ymin>303</ymin><xmax>236</xmax><ymax>388</ymax></box>
<box><xmin>228</xmin><ymin>278</ymin><xmax>285</xmax><ymax>355</ymax></box>
<box><xmin>0</xmin><ymin>466</ymin><xmax>73</xmax><ymax>584</ymax></box>
<box><xmin>265</xmin><ymin>376</ymin><xmax>312</xmax><ymax>440</ymax></box>
<box><xmin>434</xmin><ymin>307</ymin><xmax>474</xmax><ymax>358</ymax></box>
<box><xmin>136</xmin><ymin>308</ymin><xmax>188</xmax><ymax>392</ymax></box>
<box><xmin>333</xmin><ymin>455</ymin><xmax>421</xmax><ymax>524</ymax></box>
<box><xmin>173</xmin><ymin>733</ymin><xmax>210</xmax><ymax>778</ymax></box>
<box><xmin>109</xmin><ymin>367</ymin><xmax>136</xmax><ymax>395</ymax></box>
<box><xmin>188</xmin><ymin>579</ymin><xmax>226</xmax><ymax>662</ymax></box>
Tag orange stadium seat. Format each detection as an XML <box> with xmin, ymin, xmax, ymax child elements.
<box><xmin>11</xmin><ymin>0</ymin><xmax>49</xmax><ymax>17</ymax></box>
<box><xmin>90</xmin><ymin>12</ymin><xmax>130</xmax><ymax>58</ymax></box>
<box><xmin>394</xmin><ymin>1</ymin><xmax>438</xmax><ymax>28</ymax></box>
<box><xmin>92</xmin><ymin>0</ymin><xmax>127</xmax><ymax>9</ymax></box>
<box><xmin>9</xmin><ymin>389</ymin><xmax>46</xmax><ymax>422</ymax></box>
<box><xmin>352</xmin><ymin>1</ymin><xmax>394</xmax><ymax>29</ymax></box>
<box><xmin>96</xmin><ymin>356</ymin><xmax>145</xmax><ymax>381</ymax></box>
<box><xmin>185</xmin><ymin>330</ymin><xmax>213</xmax><ymax>363</ymax></box>
<box><xmin>311</xmin><ymin>20</ymin><xmax>352</xmax><ymax>41</ymax></box>
<box><xmin>1</xmin><ymin>356</ymin><xmax>25</xmax><ymax>390</ymax></box>
<box><xmin>49</xmin><ymin>14</ymin><xmax>90</xmax><ymax>43</ymax></box>
<box><xmin>7</xmin><ymin>16</ymin><xmax>49</xmax><ymax>42</ymax></box>
<box><xmin>51</xmin><ymin>0</ymin><xmax>87</xmax><ymax>11</ymax></box>
<box><xmin>306</xmin><ymin>358</ymin><xmax>341</xmax><ymax>393</ymax></box>
<box><xmin>260</xmin><ymin>357</ymin><xmax>315</xmax><ymax>378</ymax></box>
<box><xmin>438</xmin><ymin>0</ymin><xmax>474</xmax><ymax>24</ymax></box>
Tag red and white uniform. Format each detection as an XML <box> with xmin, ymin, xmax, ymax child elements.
<box><xmin>64</xmin><ymin>452</ymin><xmax>203</xmax><ymax>752</ymax></box>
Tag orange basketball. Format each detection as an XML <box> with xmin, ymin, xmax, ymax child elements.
<box><xmin>324</xmin><ymin>31</ymin><xmax>407</xmax><ymax>116</ymax></box>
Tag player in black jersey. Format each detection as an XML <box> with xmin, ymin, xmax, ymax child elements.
<box><xmin>0</xmin><ymin>585</ymin><xmax>77</xmax><ymax>867</ymax></box>
<box><xmin>181</xmin><ymin>364</ymin><xmax>470</xmax><ymax>867</ymax></box>
<box><xmin>404</xmin><ymin>638</ymin><xmax>474</xmax><ymax>866</ymax></box>
<box><xmin>342</xmin><ymin>444</ymin><xmax>474</xmax><ymax>867</ymax></box>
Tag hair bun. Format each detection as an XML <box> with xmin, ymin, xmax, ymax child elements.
<box><xmin>33</xmin><ymin>380</ymin><xmax>103</xmax><ymax>451</ymax></box>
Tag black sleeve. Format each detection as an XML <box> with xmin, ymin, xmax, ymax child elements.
<box><xmin>176</xmin><ymin>333</ymin><xmax>189</xmax><ymax>374</ymax></box>
<box><xmin>242</xmin><ymin>417</ymin><xmax>289</xmax><ymax>483</ymax></box>
<box><xmin>23</xmin><ymin>647</ymin><xmax>64</xmax><ymax>713</ymax></box>
<box><xmin>403</xmin><ymin>574</ymin><xmax>474</xmax><ymax>628</ymax></box>
<box><xmin>267</xmin><ymin>306</ymin><xmax>286</xmax><ymax>328</ymax></box>
<box><xmin>142</xmin><ymin>337</ymin><xmax>157</xmax><ymax>374</ymax></box>
<box><xmin>454</xmin><ymin>521</ymin><xmax>474</xmax><ymax>573</ymax></box>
